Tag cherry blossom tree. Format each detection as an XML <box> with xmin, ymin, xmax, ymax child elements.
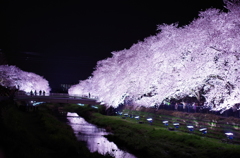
<box><xmin>69</xmin><ymin>0</ymin><xmax>240</xmax><ymax>111</ymax></box>
<box><xmin>0</xmin><ymin>65</ymin><xmax>51</xmax><ymax>93</ymax></box>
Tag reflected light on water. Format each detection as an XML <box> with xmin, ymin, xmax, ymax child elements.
<box><xmin>67</xmin><ymin>112</ymin><xmax>136</xmax><ymax>158</ymax></box>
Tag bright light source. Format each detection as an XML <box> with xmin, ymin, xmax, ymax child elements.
<box><xmin>173</xmin><ymin>123</ymin><xmax>179</xmax><ymax>128</ymax></box>
<box><xmin>32</xmin><ymin>102</ymin><xmax>45</xmax><ymax>106</ymax></box>
<box><xmin>77</xmin><ymin>103</ymin><xmax>85</xmax><ymax>106</ymax></box>
<box><xmin>147</xmin><ymin>118</ymin><xmax>152</xmax><ymax>121</ymax></box>
<box><xmin>225</xmin><ymin>132</ymin><xmax>234</xmax><ymax>139</ymax></box>
<box><xmin>225</xmin><ymin>132</ymin><xmax>233</xmax><ymax>136</ymax></box>
<box><xmin>199</xmin><ymin>128</ymin><xmax>207</xmax><ymax>131</ymax></box>
<box><xmin>199</xmin><ymin>128</ymin><xmax>207</xmax><ymax>134</ymax></box>
<box><xmin>187</xmin><ymin>125</ymin><xmax>194</xmax><ymax>131</ymax></box>
<box><xmin>163</xmin><ymin>121</ymin><xmax>168</xmax><ymax>126</ymax></box>
<box><xmin>135</xmin><ymin>116</ymin><xmax>139</xmax><ymax>119</ymax></box>
<box><xmin>147</xmin><ymin>118</ymin><xmax>153</xmax><ymax>124</ymax></box>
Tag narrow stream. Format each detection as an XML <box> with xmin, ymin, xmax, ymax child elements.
<box><xmin>66</xmin><ymin>112</ymin><xmax>136</xmax><ymax>158</ymax></box>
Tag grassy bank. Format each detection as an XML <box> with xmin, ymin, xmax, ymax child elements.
<box><xmin>120</xmin><ymin>108</ymin><xmax>240</xmax><ymax>143</ymax></box>
<box><xmin>76</xmin><ymin>106</ymin><xmax>240</xmax><ymax>158</ymax></box>
<box><xmin>0</xmin><ymin>101</ymin><xmax>111</xmax><ymax>158</ymax></box>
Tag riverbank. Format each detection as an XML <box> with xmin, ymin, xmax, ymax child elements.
<box><xmin>76</xmin><ymin>105</ymin><xmax>240</xmax><ymax>158</ymax></box>
<box><xmin>0</xmin><ymin>100</ymin><xmax>111</xmax><ymax>158</ymax></box>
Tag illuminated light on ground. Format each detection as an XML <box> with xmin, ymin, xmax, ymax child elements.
<box><xmin>163</xmin><ymin>121</ymin><xmax>168</xmax><ymax>126</ymax></box>
<box><xmin>135</xmin><ymin>116</ymin><xmax>139</xmax><ymax>120</ymax></box>
<box><xmin>32</xmin><ymin>102</ymin><xmax>45</xmax><ymax>106</ymax></box>
<box><xmin>173</xmin><ymin>123</ymin><xmax>180</xmax><ymax>128</ymax></box>
<box><xmin>147</xmin><ymin>118</ymin><xmax>153</xmax><ymax>124</ymax></box>
<box><xmin>77</xmin><ymin>103</ymin><xmax>85</xmax><ymax>106</ymax></box>
<box><xmin>225</xmin><ymin>132</ymin><xmax>234</xmax><ymax>139</ymax></box>
<box><xmin>124</xmin><ymin>113</ymin><xmax>128</xmax><ymax>117</ymax></box>
<box><xmin>187</xmin><ymin>126</ymin><xmax>194</xmax><ymax>132</ymax></box>
<box><xmin>91</xmin><ymin>105</ymin><xmax>98</xmax><ymax>109</ymax></box>
<box><xmin>199</xmin><ymin>128</ymin><xmax>207</xmax><ymax>134</ymax></box>
<box><xmin>147</xmin><ymin>118</ymin><xmax>152</xmax><ymax>121</ymax></box>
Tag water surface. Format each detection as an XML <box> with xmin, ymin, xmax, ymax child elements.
<box><xmin>67</xmin><ymin>112</ymin><xmax>136</xmax><ymax>158</ymax></box>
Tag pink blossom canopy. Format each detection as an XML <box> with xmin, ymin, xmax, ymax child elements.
<box><xmin>69</xmin><ymin>1</ymin><xmax>240</xmax><ymax>111</ymax></box>
<box><xmin>0</xmin><ymin>65</ymin><xmax>51</xmax><ymax>93</ymax></box>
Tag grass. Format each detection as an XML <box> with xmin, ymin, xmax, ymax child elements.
<box><xmin>76</xmin><ymin>106</ymin><xmax>240</xmax><ymax>158</ymax></box>
<box><xmin>2</xmin><ymin>100</ymin><xmax>239</xmax><ymax>158</ymax></box>
<box><xmin>121</xmin><ymin>108</ymin><xmax>240</xmax><ymax>141</ymax></box>
<box><xmin>0</xmin><ymin>100</ymin><xmax>112</xmax><ymax>158</ymax></box>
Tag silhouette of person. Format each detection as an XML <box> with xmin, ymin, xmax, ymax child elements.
<box><xmin>39</xmin><ymin>90</ymin><xmax>42</xmax><ymax>96</ymax></box>
<box><xmin>43</xmin><ymin>90</ymin><xmax>45</xmax><ymax>96</ymax></box>
<box><xmin>34</xmin><ymin>90</ymin><xmax>37</xmax><ymax>96</ymax></box>
<box><xmin>30</xmin><ymin>90</ymin><xmax>33</xmax><ymax>96</ymax></box>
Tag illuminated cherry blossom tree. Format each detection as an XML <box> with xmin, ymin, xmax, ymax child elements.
<box><xmin>0</xmin><ymin>65</ymin><xmax>51</xmax><ymax>93</ymax></box>
<box><xmin>69</xmin><ymin>0</ymin><xmax>240</xmax><ymax>111</ymax></box>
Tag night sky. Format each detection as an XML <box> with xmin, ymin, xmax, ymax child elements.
<box><xmin>1</xmin><ymin>0</ymin><xmax>225</xmax><ymax>92</ymax></box>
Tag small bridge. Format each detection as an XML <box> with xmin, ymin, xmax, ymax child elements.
<box><xmin>15</xmin><ymin>92</ymin><xmax>101</xmax><ymax>105</ymax></box>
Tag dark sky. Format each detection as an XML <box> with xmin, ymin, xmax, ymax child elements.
<box><xmin>1</xmin><ymin>0</ymin><xmax>225</xmax><ymax>92</ymax></box>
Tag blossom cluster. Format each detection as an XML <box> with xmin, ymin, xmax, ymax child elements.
<box><xmin>69</xmin><ymin>1</ymin><xmax>240</xmax><ymax>110</ymax></box>
<box><xmin>0</xmin><ymin>65</ymin><xmax>51</xmax><ymax>93</ymax></box>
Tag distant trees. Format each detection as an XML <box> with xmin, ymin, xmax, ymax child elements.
<box><xmin>0</xmin><ymin>65</ymin><xmax>51</xmax><ymax>93</ymax></box>
<box><xmin>69</xmin><ymin>0</ymin><xmax>240</xmax><ymax>111</ymax></box>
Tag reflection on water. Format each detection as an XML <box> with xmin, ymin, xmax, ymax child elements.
<box><xmin>67</xmin><ymin>112</ymin><xmax>136</xmax><ymax>158</ymax></box>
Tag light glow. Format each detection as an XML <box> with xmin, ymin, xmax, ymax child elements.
<box><xmin>199</xmin><ymin>128</ymin><xmax>207</xmax><ymax>132</ymax></box>
<box><xmin>225</xmin><ymin>132</ymin><xmax>233</xmax><ymax>136</ymax></box>
<box><xmin>68</xmin><ymin>1</ymin><xmax>240</xmax><ymax>112</ymax></box>
<box><xmin>32</xmin><ymin>102</ymin><xmax>45</xmax><ymax>106</ymax></box>
<box><xmin>173</xmin><ymin>123</ymin><xmax>179</xmax><ymax>126</ymax></box>
<box><xmin>0</xmin><ymin>65</ymin><xmax>51</xmax><ymax>93</ymax></box>
<box><xmin>163</xmin><ymin>121</ymin><xmax>168</xmax><ymax>124</ymax></box>
<box><xmin>135</xmin><ymin>116</ymin><xmax>139</xmax><ymax>119</ymax></box>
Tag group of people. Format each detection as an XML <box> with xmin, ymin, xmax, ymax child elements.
<box><xmin>30</xmin><ymin>90</ymin><xmax>45</xmax><ymax>96</ymax></box>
